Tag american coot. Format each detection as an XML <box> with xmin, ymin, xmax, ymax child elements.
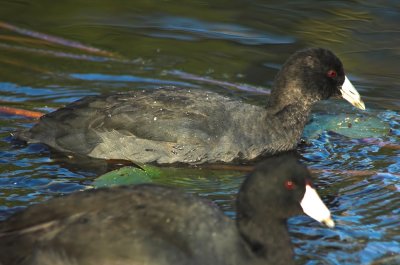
<box><xmin>0</xmin><ymin>153</ymin><xmax>334</xmax><ymax>265</ymax></box>
<box><xmin>16</xmin><ymin>48</ymin><xmax>365</xmax><ymax>164</ymax></box>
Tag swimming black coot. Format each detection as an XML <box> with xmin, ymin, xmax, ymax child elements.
<box><xmin>15</xmin><ymin>48</ymin><xmax>365</xmax><ymax>164</ymax></box>
<box><xmin>0</xmin><ymin>153</ymin><xmax>334</xmax><ymax>265</ymax></box>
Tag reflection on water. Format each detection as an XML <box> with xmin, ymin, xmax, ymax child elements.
<box><xmin>0</xmin><ymin>0</ymin><xmax>399</xmax><ymax>264</ymax></box>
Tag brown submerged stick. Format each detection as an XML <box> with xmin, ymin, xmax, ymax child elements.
<box><xmin>0</xmin><ymin>106</ymin><xmax>44</xmax><ymax>119</ymax></box>
<box><xmin>0</xmin><ymin>20</ymin><xmax>119</xmax><ymax>58</ymax></box>
<box><xmin>200</xmin><ymin>164</ymin><xmax>254</xmax><ymax>172</ymax></box>
<box><xmin>0</xmin><ymin>34</ymin><xmax>51</xmax><ymax>45</ymax></box>
<box><xmin>0</xmin><ymin>43</ymin><xmax>122</xmax><ymax>62</ymax></box>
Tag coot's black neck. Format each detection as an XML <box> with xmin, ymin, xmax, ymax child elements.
<box><xmin>263</xmin><ymin>101</ymin><xmax>313</xmax><ymax>150</ymax></box>
<box><xmin>265</xmin><ymin>66</ymin><xmax>316</xmax><ymax>137</ymax></box>
<box><xmin>236</xmin><ymin>210</ymin><xmax>296</xmax><ymax>265</ymax></box>
<box><xmin>268</xmin><ymin>100</ymin><xmax>312</xmax><ymax>126</ymax></box>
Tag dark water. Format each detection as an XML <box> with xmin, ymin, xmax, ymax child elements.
<box><xmin>0</xmin><ymin>1</ymin><xmax>399</xmax><ymax>264</ymax></box>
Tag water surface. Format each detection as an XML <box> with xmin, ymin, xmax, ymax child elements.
<box><xmin>0</xmin><ymin>1</ymin><xmax>399</xmax><ymax>264</ymax></box>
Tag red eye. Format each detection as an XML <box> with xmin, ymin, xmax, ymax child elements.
<box><xmin>284</xmin><ymin>180</ymin><xmax>295</xmax><ymax>190</ymax></box>
<box><xmin>327</xmin><ymin>70</ymin><xmax>337</xmax><ymax>78</ymax></box>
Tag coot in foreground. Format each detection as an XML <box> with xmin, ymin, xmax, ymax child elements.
<box><xmin>0</xmin><ymin>153</ymin><xmax>334</xmax><ymax>265</ymax></box>
<box><xmin>16</xmin><ymin>48</ymin><xmax>365</xmax><ymax>164</ymax></box>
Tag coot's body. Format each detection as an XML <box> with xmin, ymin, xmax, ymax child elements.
<box><xmin>16</xmin><ymin>48</ymin><xmax>365</xmax><ymax>164</ymax></box>
<box><xmin>20</xmin><ymin>88</ymin><xmax>306</xmax><ymax>164</ymax></box>
<box><xmin>0</xmin><ymin>154</ymin><xmax>333</xmax><ymax>265</ymax></box>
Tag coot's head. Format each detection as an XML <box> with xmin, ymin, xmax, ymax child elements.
<box><xmin>237</xmin><ymin>153</ymin><xmax>334</xmax><ymax>228</ymax></box>
<box><xmin>270</xmin><ymin>48</ymin><xmax>365</xmax><ymax>110</ymax></box>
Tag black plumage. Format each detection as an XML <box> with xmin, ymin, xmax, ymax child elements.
<box><xmin>0</xmin><ymin>153</ymin><xmax>333</xmax><ymax>265</ymax></box>
<box><xmin>16</xmin><ymin>48</ymin><xmax>364</xmax><ymax>164</ymax></box>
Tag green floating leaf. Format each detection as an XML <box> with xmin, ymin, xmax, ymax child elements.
<box><xmin>304</xmin><ymin>113</ymin><xmax>389</xmax><ymax>139</ymax></box>
<box><xmin>92</xmin><ymin>164</ymin><xmax>243</xmax><ymax>189</ymax></box>
<box><xmin>92</xmin><ymin>165</ymin><xmax>162</xmax><ymax>188</ymax></box>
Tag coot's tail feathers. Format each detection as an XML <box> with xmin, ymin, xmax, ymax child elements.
<box><xmin>11</xmin><ymin>129</ymin><xmax>32</xmax><ymax>144</ymax></box>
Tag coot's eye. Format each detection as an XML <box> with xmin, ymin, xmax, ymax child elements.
<box><xmin>327</xmin><ymin>70</ymin><xmax>337</xmax><ymax>78</ymax></box>
<box><xmin>284</xmin><ymin>180</ymin><xmax>296</xmax><ymax>190</ymax></box>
